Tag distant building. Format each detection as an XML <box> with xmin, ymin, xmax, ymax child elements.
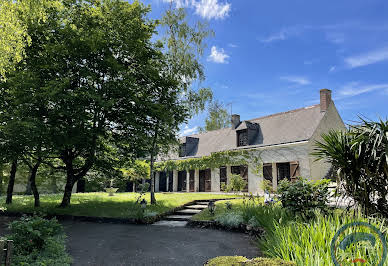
<box><xmin>155</xmin><ymin>89</ymin><xmax>345</xmax><ymax>194</ymax></box>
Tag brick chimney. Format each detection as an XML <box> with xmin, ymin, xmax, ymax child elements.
<box><xmin>231</xmin><ymin>114</ymin><xmax>240</xmax><ymax>129</ymax></box>
<box><xmin>320</xmin><ymin>89</ymin><xmax>332</xmax><ymax>112</ymax></box>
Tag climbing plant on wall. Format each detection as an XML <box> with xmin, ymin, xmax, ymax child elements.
<box><xmin>155</xmin><ymin>149</ymin><xmax>263</xmax><ymax>175</ymax></box>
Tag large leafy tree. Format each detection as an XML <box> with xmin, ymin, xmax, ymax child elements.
<box><xmin>2</xmin><ymin>0</ymin><xmax>182</xmax><ymax>207</ymax></box>
<box><xmin>141</xmin><ymin>6</ymin><xmax>214</xmax><ymax>204</ymax></box>
<box><xmin>313</xmin><ymin>118</ymin><xmax>388</xmax><ymax>216</ymax></box>
<box><xmin>199</xmin><ymin>100</ymin><xmax>230</xmax><ymax>133</ymax></box>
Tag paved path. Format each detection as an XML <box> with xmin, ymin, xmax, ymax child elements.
<box><xmin>62</xmin><ymin>221</ymin><xmax>260</xmax><ymax>266</ymax></box>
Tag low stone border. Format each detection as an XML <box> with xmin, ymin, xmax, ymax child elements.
<box><xmin>0</xmin><ymin>197</ymin><xmax>238</xmax><ymax>225</ymax></box>
<box><xmin>187</xmin><ymin>219</ymin><xmax>265</xmax><ymax>238</ymax></box>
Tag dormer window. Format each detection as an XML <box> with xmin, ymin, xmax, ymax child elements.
<box><xmin>179</xmin><ymin>143</ymin><xmax>186</xmax><ymax>157</ymax></box>
<box><xmin>237</xmin><ymin>130</ymin><xmax>248</xmax><ymax>147</ymax></box>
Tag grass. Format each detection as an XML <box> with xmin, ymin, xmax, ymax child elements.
<box><xmin>191</xmin><ymin>198</ymin><xmax>246</xmax><ymax>221</ymax></box>
<box><xmin>0</xmin><ymin>192</ymin><xmax>238</xmax><ymax>219</ymax></box>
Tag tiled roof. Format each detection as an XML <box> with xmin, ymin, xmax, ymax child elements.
<box><xmin>161</xmin><ymin>104</ymin><xmax>325</xmax><ymax>160</ymax></box>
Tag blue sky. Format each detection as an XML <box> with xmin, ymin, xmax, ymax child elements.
<box><xmin>148</xmin><ymin>0</ymin><xmax>388</xmax><ymax>136</ymax></box>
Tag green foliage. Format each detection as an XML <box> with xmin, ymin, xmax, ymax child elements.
<box><xmin>215</xmin><ymin>212</ymin><xmax>244</xmax><ymax>228</ymax></box>
<box><xmin>259</xmin><ymin>211</ymin><xmax>387</xmax><ymax>266</ymax></box>
<box><xmin>157</xmin><ymin>149</ymin><xmax>262</xmax><ymax>171</ymax></box>
<box><xmin>313</xmin><ymin>118</ymin><xmax>388</xmax><ymax>216</ymax></box>
<box><xmin>205</xmin><ymin>256</ymin><xmax>295</xmax><ymax>266</ymax></box>
<box><xmin>8</xmin><ymin>216</ymin><xmax>72</xmax><ymax>265</ymax></box>
<box><xmin>261</xmin><ymin>179</ymin><xmax>275</xmax><ymax>194</ymax></box>
<box><xmin>278</xmin><ymin>177</ymin><xmax>330</xmax><ymax>219</ymax></box>
<box><xmin>225</xmin><ymin>174</ymin><xmax>248</xmax><ymax>193</ymax></box>
<box><xmin>0</xmin><ymin>0</ymin><xmax>56</xmax><ymax>79</ymax></box>
<box><xmin>199</xmin><ymin>100</ymin><xmax>231</xmax><ymax>133</ymax></box>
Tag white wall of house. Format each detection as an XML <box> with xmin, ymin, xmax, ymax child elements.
<box><xmin>308</xmin><ymin>102</ymin><xmax>346</xmax><ymax>180</ymax></box>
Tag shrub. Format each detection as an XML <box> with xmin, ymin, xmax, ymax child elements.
<box><xmin>205</xmin><ymin>256</ymin><xmax>295</xmax><ymax>265</ymax></box>
<box><xmin>278</xmin><ymin>177</ymin><xmax>330</xmax><ymax>218</ymax></box>
<box><xmin>241</xmin><ymin>204</ymin><xmax>292</xmax><ymax>232</ymax></box>
<box><xmin>225</xmin><ymin>174</ymin><xmax>247</xmax><ymax>193</ymax></box>
<box><xmin>215</xmin><ymin>212</ymin><xmax>244</xmax><ymax>228</ymax></box>
<box><xmin>8</xmin><ymin>216</ymin><xmax>72</xmax><ymax>265</ymax></box>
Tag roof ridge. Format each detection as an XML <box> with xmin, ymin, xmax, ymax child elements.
<box><xmin>249</xmin><ymin>104</ymin><xmax>320</xmax><ymax>121</ymax></box>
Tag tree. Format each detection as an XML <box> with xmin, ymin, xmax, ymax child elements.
<box><xmin>199</xmin><ymin>100</ymin><xmax>230</xmax><ymax>132</ymax></box>
<box><xmin>120</xmin><ymin>160</ymin><xmax>150</xmax><ymax>191</ymax></box>
<box><xmin>1</xmin><ymin>0</ymin><xmax>182</xmax><ymax>208</ymax></box>
<box><xmin>141</xmin><ymin>6</ymin><xmax>214</xmax><ymax>204</ymax></box>
<box><xmin>313</xmin><ymin>118</ymin><xmax>388</xmax><ymax>216</ymax></box>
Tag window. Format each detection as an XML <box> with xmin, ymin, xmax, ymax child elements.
<box><xmin>263</xmin><ymin>164</ymin><xmax>273</xmax><ymax>182</ymax></box>
<box><xmin>277</xmin><ymin>162</ymin><xmax>290</xmax><ymax>182</ymax></box>
<box><xmin>237</xmin><ymin>130</ymin><xmax>248</xmax><ymax>146</ymax></box>
<box><xmin>179</xmin><ymin>143</ymin><xmax>186</xmax><ymax>157</ymax></box>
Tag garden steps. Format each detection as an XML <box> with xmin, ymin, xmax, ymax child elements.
<box><xmin>164</xmin><ymin>215</ymin><xmax>192</xmax><ymax>221</ymax></box>
<box><xmin>175</xmin><ymin>209</ymin><xmax>202</xmax><ymax>214</ymax></box>
<box><xmin>152</xmin><ymin>200</ymin><xmax>211</xmax><ymax>227</ymax></box>
<box><xmin>185</xmin><ymin>204</ymin><xmax>208</xmax><ymax>209</ymax></box>
<box><xmin>152</xmin><ymin>220</ymin><xmax>188</xmax><ymax>227</ymax></box>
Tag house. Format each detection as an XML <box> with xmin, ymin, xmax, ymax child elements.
<box><xmin>155</xmin><ymin>89</ymin><xmax>345</xmax><ymax>194</ymax></box>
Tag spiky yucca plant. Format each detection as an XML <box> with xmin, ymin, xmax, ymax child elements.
<box><xmin>313</xmin><ymin>118</ymin><xmax>388</xmax><ymax>216</ymax></box>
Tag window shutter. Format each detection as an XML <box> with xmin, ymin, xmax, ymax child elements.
<box><xmin>290</xmin><ymin>161</ymin><xmax>300</xmax><ymax>181</ymax></box>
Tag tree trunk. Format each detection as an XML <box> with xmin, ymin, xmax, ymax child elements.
<box><xmin>29</xmin><ymin>161</ymin><xmax>41</xmax><ymax>207</ymax></box>
<box><xmin>150</xmin><ymin>159</ymin><xmax>156</xmax><ymax>205</ymax></box>
<box><xmin>133</xmin><ymin>182</ymin><xmax>136</xmax><ymax>192</ymax></box>
<box><xmin>59</xmin><ymin>176</ymin><xmax>74</xmax><ymax>208</ymax></box>
<box><xmin>0</xmin><ymin>163</ymin><xmax>3</xmax><ymax>196</ymax></box>
<box><xmin>6</xmin><ymin>160</ymin><xmax>17</xmax><ymax>204</ymax></box>
<box><xmin>150</xmin><ymin>125</ymin><xmax>159</xmax><ymax>205</ymax></box>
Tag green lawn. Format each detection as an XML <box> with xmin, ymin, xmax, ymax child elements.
<box><xmin>0</xmin><ymin>192</ymin><xmax>238</xmax><ymax>219</ymax></box>
<box><xmin>191</xmin><ymin>198</ymin><xmax>247</xmax><ymax>221</ymax></box>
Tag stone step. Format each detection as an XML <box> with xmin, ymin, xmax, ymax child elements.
<box><xmin>164</xmin><ymin>215</ymin><xmax>192</xmax><ymax>221</ymax></box>
<box><xmin>152</xmin><ymin>220</ymin><xmax>188</xmax><ymax>227</ymax></box>
<box><xmin>175</xmin><ymin>209</ymin><xmax>202</xmax><ymax>215</ymax></box>
<box><xmin>186</xmin><ymin>205</ymin><xmax>208</xmax><ymax>209</ymax></box>
<box><xmin>196</xmin><ymin>201</ymin><xmax>210</xmax><ymax>205</ymax></box>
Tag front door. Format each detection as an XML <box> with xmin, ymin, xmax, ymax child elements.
<box><xmin>199</xmin><ymin>169</ymin><xmax>211</xmax><ymax>192</ymax></box>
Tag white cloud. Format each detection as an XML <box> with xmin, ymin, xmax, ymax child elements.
<box><xmin>207</xmin><ymin>46</ymin><xmax>229</xmax><ymax>63</ymax></box>
<box><xmin>329</xmin><ymin>66</ymin><xmax>336</xmax><ymax>72</ymax></box>
<box><xmin>338</xmin><ymin>82</ymin><xmax>388</xmax><ymax>97</ymax></box>
<box><xmin>326</xmin><ymin>32</ymin><xmax>345</xmax><ymax>44</ymax></box>
<box><xmin>193</xmin><ymin>0</ymin><xmax>230</xmax><ymax>20</ymax></box>
<box><xmin>260</xmin><ymin>26</ymin><xmax>308</xmax><ymax>43</ymax></box>
<box><xmin>163</xmin><ymin>0</ymin><xmax>230</xmax><ymax>20</ymax></box>
<box><xmin>345</xmin><ymin>47</ymin><xmax>388</xmax><ymax>68</ymax></box>
<box><xmin>280</xmin><ymin>75</ymin><xmax>311</xmax><ymax>85</ymax></box>
<box><xmin>180</xmin><ymin>125</ymin><xmax>198</xmax><ymax>136</ymax></box>
<box><xmin>228</xmin><ymin>43</ymin><xmax>238</xmax><ymax>48</ymax></box>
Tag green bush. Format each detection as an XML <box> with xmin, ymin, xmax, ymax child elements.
<box><xmin>225</xmin><ymin>174</ymin><xmax>247</xmax><ymax>193</ymax></box>
<box><xmin>215</xmin><ymin>212</ymin><xmax>244</xmax><ymax>228</ymax></box>
<box><xmin>205</xmin><ymin>256</ymin><xmax>295</xmax><ymax>265</ymax></box>
<box><xmin>8</xmin><ymin>216</ymin><xmax>72</xmax><ymax>265</ymax></box>
<box><xmin>278</xmin><ymin>177</ymin><xmax>330</xmax><ymax>218</ymax></box>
